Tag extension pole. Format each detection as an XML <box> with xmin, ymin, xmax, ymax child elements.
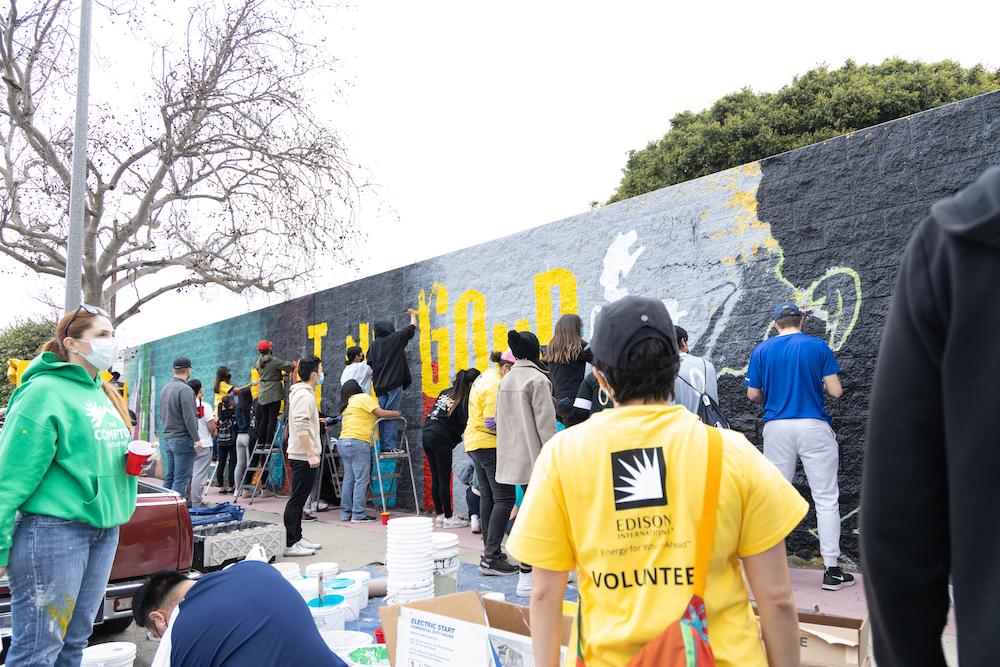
<box><xmin>64</xmin><ymin>0</ymin><xmax>93</xmax><ymax>313</ymax></box>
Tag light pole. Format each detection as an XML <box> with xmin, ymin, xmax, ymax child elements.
<box><xmin>64</xmin><ymin>0</ymin><xmax>93</xmax><ymax>313</ymax></box>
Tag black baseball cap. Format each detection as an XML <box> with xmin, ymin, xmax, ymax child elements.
<box><xmin>590</xmin><ymin>295</ymin><xmax>679</xmax><ymax>369</ymax></box>
<box><xmin>173</xmin><ymin>357</ymin><xmax>192</xmax><ymax>370</ymax></box>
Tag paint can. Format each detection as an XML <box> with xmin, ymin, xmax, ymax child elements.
<box><xmin>81</xmin><ymin>642</ymin><xmax>137</xmax><ymax>667</ymax></box>
<box><xmin>307</xmin><ymin>594</ymin><xmax>348</xmax><ymax>633</ymax></box>
<box><xmin>320</xmin><ymin>630</ymin><xmax>374</xmax><ymax>654</ymax></box>
<box><xmin>340</xmin><ymin>570</ymin><xmax>373</xmax><ymax>608</ymax></box>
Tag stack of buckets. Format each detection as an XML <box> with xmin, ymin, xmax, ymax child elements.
<box><xmin>386</xmin><ymin>517</ymin><xmax>435</xmax><ymax>602</ymax></box>
<box><xmin>432</xmin><ymin>532</ymin><xmax>461</xmax><ymax>595</ymax></box>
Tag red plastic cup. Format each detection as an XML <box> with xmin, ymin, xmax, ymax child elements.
<box><xmin>126</xmin><ymin>441</ymin><xmax>153</xmax><ymax>476</ymax></box>
<box><xmin>380</xmin><ymin>512</ymin><xmax>390</xmax><ymax>525</ymax></box>
<box><xmin>374</xmin><ymin>627</ymin><xmax>385</xmax><ymax>644</ymax></box>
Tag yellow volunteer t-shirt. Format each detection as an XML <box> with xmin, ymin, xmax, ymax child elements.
<box><xmin>506</xmin><ymin>404</ymin><xmax>807</xmax><ymax>667</ymax></box>
<box><xmin>340</xmin><ymin>393</ymin><xmax>381</xmax><ymax>443</ymax></box>
<box><xmin>215</xmin><ymin>381</ymin><xmax>234</xmax><ymax>411</ymax></box>
<box><xmin>463</xmin><ymin>367</ymin><xmax>502</xmax><ymax>452</ymax></box>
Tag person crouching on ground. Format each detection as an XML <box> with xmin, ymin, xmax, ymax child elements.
<box><xmin>0</xmin><ymin>305</ymin><xmax>136</xmax><ymax>666</ymax></box>
<box><xmin>464</xmin><ymin>350</ymin><xmax>518</xmax><ymax>576</ymax></box>
<box><xmin>423</xmin><ymin>368</ymin><xmax>481</xmax><ymax>529</ymax></box>
<box><xmin>134</xmin><ymin>560</ymin><xmax>348</xmax><ymax>666</ymax></box>
<box><xmin>496</xmin><ymin>330</ymin><xmax>557</xmax><ymax>599</ymax></box>
<box><xmin>283</xmin><ymin>356</ymin><xmax>325</xmax><ymax>557</ymax></box>
<box><xmin>338</xmin><ymin>379</ymin><xmax>401</xmax><ymax>522</ymax></box>
<box><xmin>506</xmin><ymin>295</ymin><xmax>806</xmax><ymax>667</ymax></box>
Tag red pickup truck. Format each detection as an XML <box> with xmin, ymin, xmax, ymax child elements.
<box><xmin>0</xmin><ymin>479</ymin><xmax>193</xmax><ymax>654</ymax></box>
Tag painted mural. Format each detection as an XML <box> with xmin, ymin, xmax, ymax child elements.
<box><xmin>125</xmin><ymin>90</ymin><xmax>1000</xmax><ymax>563</ymax></box>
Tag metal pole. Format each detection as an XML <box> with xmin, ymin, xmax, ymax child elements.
<box><xmin>64</xmin><ymin>0</ymin><xmax>93</xmax><ymax>313</ymax></box>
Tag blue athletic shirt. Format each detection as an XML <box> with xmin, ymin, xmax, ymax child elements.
<box><xmin>170</xmin><ymin>560</ymin><xmax>348</xmax><ymax>667</ymax></box>
<box><xmin>745</xmin><ymin>333</ymin><xmax>841</xmax><ymax>423</ymax></box>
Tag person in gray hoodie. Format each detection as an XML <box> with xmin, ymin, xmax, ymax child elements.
<box><xmin>496</xmin><ymin>329</ymin><xmax>557</xmax><ymax>598</ymax></box>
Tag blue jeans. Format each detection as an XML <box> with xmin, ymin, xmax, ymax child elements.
<box><xmin>377</xmin><ymin>386</ymin><xmax>403</xmax><ymax>450</ymax></box>
<box><xmin>339</xmin><ymin>439</ymin><xmax>372</xmax><ymax>519</ymax></box>
<box><xmin>162</xmin><ymin>436</ymin><xmax>196</xmax><ymax>498</ymax></box>
<box><xmin>6</xmin><ymin>514</ymin><xmax>119</xmax><ymax>667</ymax></box>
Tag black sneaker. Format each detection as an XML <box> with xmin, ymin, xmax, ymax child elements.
<box><xmin>822</xmin><ymin>566</ymin><xmax>856</xmax><ymax>591</ymax></box>
<box><xmin>351</xmin><ymin>515</ymin><xmax>377</xmax><ymax>523</ymax></box>
<box><xmin>302</xmin><ymin>512</ymin><xmax>318</xmax><ymax>523</ymax></box>
<box><xmin>479</xmin><ymin>556</ymin><xmax>518</xmax><ymax>576</ymax></box>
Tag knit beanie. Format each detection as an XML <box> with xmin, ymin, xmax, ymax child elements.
<box><xmin>507</xmin><ymin>330</ymin><xmax>541</xmax><ymax>362</ymax></box>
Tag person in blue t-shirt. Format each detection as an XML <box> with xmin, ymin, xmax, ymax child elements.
<box><xmin>133</xmin><ymin>560</ymin><xmax>349</xmax><ymax>667</ymax></box>
<box><xmin>746</xmin><ymin>302</ymin><xmax>851</xmax><ymax>593</ymax></box>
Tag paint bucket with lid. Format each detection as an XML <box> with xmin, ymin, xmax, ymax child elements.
<box><xmin>324</xmin><ymin>578</ymin><xmax>365</xmax><ymax>620</ymax></box>
<box><xmin>81</xmin><ymin>642</ymin><xmax>137</xmax><ymax>667</ymax></box>
<box><xmin>292</xmin><ymin>576</ymin><xmax>326</xmax><ymax>600</ymax></box>
<box><xmin>305</xmin><ymin>561</ymin><xmax>339</xmax><ymax>580</ymax></box>
<box><xmin>307</xmin><ymin>594</ymin><xmax>348</xmax><ymax>633</ymax></box>
<box><xmin>273</xmin><ymin>562</ymin><xmax>302</xmax><ymax>581</ymax></box>
<box><xmin>340</xmin><ymin>570</ymin><xmax>372</xmax><ymax>608</ymax></box>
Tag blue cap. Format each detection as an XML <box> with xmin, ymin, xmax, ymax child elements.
<box><xmin>773</xmin><ymin>302</ymin><xmax>803</xmax><ymax>321</ymax></box>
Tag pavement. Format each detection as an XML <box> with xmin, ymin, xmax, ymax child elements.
<box><xmin>92</xmin><ymin>487</ymin><xmax>958</xmax><ymax>666</ymax></box>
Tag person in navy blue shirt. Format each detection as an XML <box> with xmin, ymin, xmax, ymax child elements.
<box><xmin>746</xmin><ymin>302</ymin><xmax>850</xmax><ymax>592</ymax></box>
<box><xmin>133</xmin><ymin>560</ymin><xmax>349</xmax><ymax>667</ymax></box>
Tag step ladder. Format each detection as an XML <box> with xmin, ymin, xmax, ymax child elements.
<box><xmin>236</xmin><ymin>417</ymin><xmax>285</xmax><ymax>505</ymax></box>
<box><xmin>310</xmin><ymin>432</ymin><xmax>343</xmax><ymax>508</ymax></box>
<box><xmin>371</xmin><ymin>416</ymin><xmax>420</xmax><ymax>515</ymax></box>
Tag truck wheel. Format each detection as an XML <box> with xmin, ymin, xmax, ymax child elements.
<box><xmin>96</xmin><ymin>617</ymin><xmax>133</xmax><ymax>635</ymax></box>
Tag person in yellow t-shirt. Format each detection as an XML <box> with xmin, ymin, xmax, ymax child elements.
<box><xmin>506</xmin><ymin>296</ymin><xmax>807</xmax><ymax>667</ymax></box>
<box><xmin>463</xmin><ymin>350</ymin><xmax>518</xmax><ymax>576</ymax></box>
<box><xmin>338</xmin><ymin>379</ymin><xmax>400</xmax><ymax>523</ymax></box>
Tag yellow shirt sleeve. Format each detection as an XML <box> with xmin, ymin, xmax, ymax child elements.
<box><xmin>733</xmin><ymin>437</ymin><xmax>809</xmax><ymax>558</ymax></box>
<box><xmin>359</xmin><ymin>393</ymin><xmax>381</xmax><ymax>414</ymax></box>
<box><xmin>505</xmin><ymin>443</ymin><xmax>576</xmax><ymax>571</ymax></box>
<box><xmin>482</xmin><ymin>378</ymin><xmax>498</xmax><ymax>432</ymax></box>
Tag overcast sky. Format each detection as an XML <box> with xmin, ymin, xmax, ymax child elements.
<box><xmin>3</xmin><ymin>0</ymin><xmax>999</xmax><ymax>346</ymax></box>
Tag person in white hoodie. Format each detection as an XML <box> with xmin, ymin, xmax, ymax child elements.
<box><xmin>341</xmin><ymin>345</ymin><xmax>373</xmax><ymax>395</ymax></box>
<box><xmin>282</xmin><ymin>356</ymin><xmax>325</xmax><ymax>557</ymax></box>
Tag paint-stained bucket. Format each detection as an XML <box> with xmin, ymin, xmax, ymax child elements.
<box><xmin>320</xmin><ymin>630</ymin><xmax>374</xmax><ymax>654</ymax></box>
<box><xmin>340</xmin><ymin>570</ymin><xmax>372</xmax><ymax>608</ymax></box>
<box><xmin>82</xmin><ymin>642</ymin><xmax>137</xmax><ymax>667</ymax></box>
<box><xmin>307</xmin><ymin>594</ymin><xmax>348</xmax><ymax>633</ymax></box>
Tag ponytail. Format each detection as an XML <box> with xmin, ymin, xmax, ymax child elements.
<box><xmin>489</xmin><ymin>351</ymin><xmax>503</xmax><ymax>364</ymax></box>
<box><xmin>103</xmin><ymin>381</ymin><xmax>133</xmax><ymax>431</ymax></box>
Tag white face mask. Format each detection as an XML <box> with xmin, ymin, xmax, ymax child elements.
<box><xmin>78</xmin><ymin>337</ymin><xmax>119</xmax><ymax>371</ymax></box>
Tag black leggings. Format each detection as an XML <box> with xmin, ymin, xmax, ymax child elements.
<box><xmin>422</xmin><ymin>431</ymin><xmax>456</xmax><ymax>517</ymax></box>
<box><xmin>255</xmin><ymin>402</ymin><xmax>282</xmax><ymax>486</ymax></box>
<box><xmin>214</xmin><ymin>444</ymin><xmax>237</xmax><ymax>487</ymax></box>
<box><xmin>284</xmin><ymin>459</ymin><xmax>313</xmax><ymax>547</ymax></box>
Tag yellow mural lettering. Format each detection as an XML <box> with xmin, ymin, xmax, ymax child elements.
<box><xmin>513</xmin><ymin>318</ymin><xmax>531</xmax><ymax>332</ymax></box>
<box><xmin>419</xmin><ymin>283</ymin><xmax>451</xmax><ymax>397</ymax></box>
<box><xmin>346</xmin><ymin>322</ymin><xmax>371</xmax><ymax>357</ymax></box>
<box><xmin>533</xmin><ymin>268</ymin><xmax>578</xmax><ymax>345</ymax></box>
<box><xmin>307</xmin><ymin>322</ymin><xmax>328</xmax><ymax>407</ymax></box>
<box><xmin>454</xmin><ymin>290</ymin><xmax>489</xmax><ymax>372</ymax></box>
<box><xmin>493</xmin><ymin>323</ymin><xmax>508</xmax><ymax>354</ymax></box>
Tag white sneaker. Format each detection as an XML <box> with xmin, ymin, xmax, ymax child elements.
<box><xmin>299</xmin><ymin>538</ymin><xmax>322</xmax><ymax>551</ymax></box>
<box><xmin>316</xmin><ymin>501</ymin><xmax>330</xmax><ymax>511</ymax></box>
<box><xmin>516</xmin><ymin>570</ymin><xmax>532</xmax><ymax>598</ymax></box>
<box><xmin>470</xmin><ymin>515</ymin><xmax>481</xmax><ymax>534</ymax></box>
<box><xmin>435</xmin><ymin>513</ymin><xmax>446</xmax><ymax>527</ymax></box>
<box><xmin>442</xmin><ymin>516</ymin><xmax>469</xmax><ymax>528</ymax></box>
<box><xmin>283</xmin><ymin>543</ymin><xmax>315</xmax><ymax>557</ymax></box>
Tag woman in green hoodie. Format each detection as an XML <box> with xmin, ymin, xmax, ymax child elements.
<box><xmin>0</xmin><ymin>305</ymin><xmax>136</xmax><ymax>666</ymax></box>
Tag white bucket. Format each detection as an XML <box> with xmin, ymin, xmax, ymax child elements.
<box><xmin>272</xmin><ymin>562</ymin><xmax>302</xmax><ymax>581</ymax></box>
<box><xmin>82</xmin><ymin>642</ymin><xmax>137</xmax><ymax>667</ymax></box>
<box><xmin>292</xmin><ymin>576</ymin><xmax>326</xmax><ymax>600</ymax></box>
<box><xmin>305</xmin><ymin>561</ymin><xmax>340</xmax><ymax>580</ymax></box>
<box><xmin>325</xmin><ymin>578</ymin><xmax>365</xmax><ymax>620</ymax></box>
<box><xmin>340</xmin><ymin>570</ymin><xmax>372</xmax><ymax>607</ymax></box>
<box><xmin>321</xmin><ymin>630</ymin><xmax>374</xmax><ymax>654</ymax></box>
<box><xmin>307</xmin><ymin>594</ymin><xmax>347</xmax><ymax>633</ymax></box>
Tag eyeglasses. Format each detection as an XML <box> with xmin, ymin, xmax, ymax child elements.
<box><xmin>65</xmin><ymin>303</ymin><xmax>110</xmax><ymax>335</ymax></box>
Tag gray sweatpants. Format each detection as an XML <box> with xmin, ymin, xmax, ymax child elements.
<box><xmin>190</xmin><ymin>447</ymin><xmax>213</xmax><ymax>507</ymax></box>
<box><xmin>762</xmin><ymin>418</ymin><xmax>841</xmax><ymax>567</ymax></box>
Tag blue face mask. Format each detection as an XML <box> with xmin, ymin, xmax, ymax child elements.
<box><xmin>316</xmin><ymin>372</ymin><xmax>325</xmax><ymax>386</ymax></box>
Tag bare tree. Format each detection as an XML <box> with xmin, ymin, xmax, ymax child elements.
<box><xmin>0</xmin><ymin>0</ymin><xmax>359</xmax><ymax>323</ymax></box>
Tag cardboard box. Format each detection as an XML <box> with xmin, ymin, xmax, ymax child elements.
<box><xmin>796</xmin><ymin>612</ymin><xmax>870</xmax><ymax>667</ymax></box>
<box><xmin>756</xmin><ymin>607</ymin><xmax>870</xmax><ymax>667</ymax></box>
<box><xmin>380</xmin><ymin>591</ymin><xmax>572</xmax><ymax>667</ymax></box>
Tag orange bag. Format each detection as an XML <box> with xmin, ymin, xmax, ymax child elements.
<box><xmin>575</xmin><ymin>427</ymin><xmax>723</xmax><ymax>667</ymax></box>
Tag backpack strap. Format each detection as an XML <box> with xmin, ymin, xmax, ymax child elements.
<box><xmin>693</xmin><ymin>426</ymin><xmax>723</xmax><ymax>598</ymax></box>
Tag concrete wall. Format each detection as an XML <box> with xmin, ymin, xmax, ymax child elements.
<box><xmin>126</xmin><ymin>90</ymin><xmax>1000</xmax><ymax>564</ymax></box>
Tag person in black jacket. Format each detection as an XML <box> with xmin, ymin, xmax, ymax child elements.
<box><xmin>542</xmin><ymin>314</ymin><xmax>592</xmax><ymax>425</ymax></box>
<box><xmin>862</xmin><ymin>166</ymin><xmax>1000</xmax><ymax>667</ymax></box>
<box><xmin>367</xmin><ymin>309</ymin><xmax>417</xmax><ymax>452</ymax></box>
<box><xmin>423</xmin><ymin>368</ymin><xmax>481</xmax><ymax>528</ymax></box>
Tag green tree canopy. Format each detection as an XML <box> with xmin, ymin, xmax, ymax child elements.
<box><xmin>609</xmin><ymin>59</ymin><xmax>1000</xmax><ymax>203</ymax></box>
<box><xmin>1</xmin><ymin>319</ymin><xmax>54</xmax><ymax>405</ymax></box>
